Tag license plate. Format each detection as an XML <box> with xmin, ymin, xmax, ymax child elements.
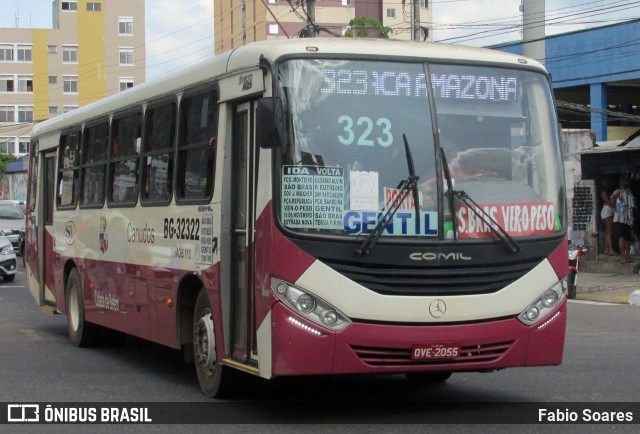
<box><xmin>411</xmin><ymin>343</ymin><xmax>461</xmax><ymax>360</ymax></box>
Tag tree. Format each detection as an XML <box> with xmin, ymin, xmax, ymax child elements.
<box><xmin>0</xmin><ymin>153</ymin><xmax>16</xmax><ymax>173</ymax></box>
<box><xmin>344</xmin><ymin>17</ymin><xmax>392</xmax><ymax>39</ymax></box>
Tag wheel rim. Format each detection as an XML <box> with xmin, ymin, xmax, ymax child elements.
<box><xmin>69</xmin><ymin>283</ymin><xmax>80</xmax><ymax>332</ymax></box>
<box><xmin>194</xmin><ymin>308</ymin><xmax>216</xmax><ymax>376</ymax></box>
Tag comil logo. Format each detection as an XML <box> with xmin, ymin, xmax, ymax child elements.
<box><xmin>7</xmin><ymin>404</ymin><xmax>40</xmax><ymax>422</ymax></box>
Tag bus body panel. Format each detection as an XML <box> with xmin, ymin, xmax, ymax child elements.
<box><xmin>269</xmin><ymin>300</ymin><xmax>566</xmax><ymax>377</ymax></box>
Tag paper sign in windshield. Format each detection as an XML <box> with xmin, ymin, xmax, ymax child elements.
<box><xmin>282</xmin><ymin>166</ymin><xmax>344</xmax><ymax>229</ymax></box>
<box><xmin>456</xmin><ymin>201</ymin><xmax>556</xmax><ymax>238</ymax></box>
<box><xmin>350</xmin><ymin>171</ymin><xmax>379</xmax><ymax>211</ymax></box>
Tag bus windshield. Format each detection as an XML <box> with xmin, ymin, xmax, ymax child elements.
<box><xmin>276</xmin><ymin>59</ymin><xmax>564</xmax><ymax>241</ymax></box>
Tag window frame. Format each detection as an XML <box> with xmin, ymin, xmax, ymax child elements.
<box><xmin>61</xmin><ymin>1</ymin><xmax>78</xmax><ymax>11</ymax></box>
<box><xmin>62</xmin><ymin>45</ymin><xmax>78</xmax><ymax>63</ymax></box>
<box><xmin>119</xmin><ymin>48</ymin><xmax>134</xmax><ymax>66</ymax></box>
<box><xmin>107</xmin><ymin>108</ymin><xmax>142</xmax><ymax>207</ymax></box>
<box><xmin>141</xmin><ymin>97</ymin><xmax>177</xmax><ymax>206</ymax></box>
<box><xmin>175</xmin><ymin>83</ymin><xmax>219</xmax><ymax>204</ymax></box>
<box><xmin>17</xmin><ymin>45</ymin><xmax>32</xmax><ymax>62</ymax></box>
<box><xmin>57</xmin><ymin>128</ymin><xmax>82</xmax><ymax>210</ymax></box>
<box><xmin>63</xmin><ymin>75</ymin><xmax>78</xmax><ymax>94</ymax></box>
<box><xmin>118</xmin><ymin>17</ymin><xmax>134</xmax><ymax>35</ymax></box>
<box><xmin>79</xmin><ymin>119</ymin><xmax>109</xmax><ymax>208</ymax></box>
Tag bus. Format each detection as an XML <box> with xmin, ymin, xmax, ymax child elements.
<box><xmin>25</xmin><ymin>38</ymin><xmax>568</xmax><ymax>397</ymax></box>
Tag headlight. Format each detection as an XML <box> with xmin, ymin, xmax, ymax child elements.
<box><xmin>568</xmin><ymin>249</ymin><xmax>579</xmax><ymax>260</ymax></box>
<box><xmin>0</xmin><ymin>244</ymin><xmax>14</xmax><ymax>255</ymax></box>
<box><xmin>518</xmin><ymin>280</ymin><xmax>565</xmax><ymax>326</ymax></box>
<box><xmin>271</xmin><ymin>278</ymin><xmax>351</xmax><ymax>331</ymax></box>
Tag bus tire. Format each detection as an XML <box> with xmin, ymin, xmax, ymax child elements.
<box><xmin>405</xmin><ymin>371</ymin><xmax>452</xmax><ymax>384</ymax></box>
<box><xmin>193</xmin><ymin>288</ymin><xmax>234</xmax><ymax>398</ymax></box>
<box><xmin>66</xmin><ymin>268</ymin><xmax>97</xmax><ymax>347</ymax></box>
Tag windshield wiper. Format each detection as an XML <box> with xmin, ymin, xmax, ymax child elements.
<box><xmin>452</xmin><ymin>190</ymin><xmax>521</xmax><ymax>253</ymax></box>
<box><xmin>439</xmin><ymin>148</ymin><xmax>519</xmax><ymax>253</ymax></box>
<box><xmin>356</xmin><ymin>134</ymin><xmax>420</xmax><ymax>255</ymax></box>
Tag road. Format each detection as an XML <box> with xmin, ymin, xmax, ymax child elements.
<box><xmin>1</xmin><ymin>262</ymin><xmax>639</xmax><ymax>430</ymax></box>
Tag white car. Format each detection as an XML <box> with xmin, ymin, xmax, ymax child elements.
<box><xmin>0</xmin><ymin>234</ymin><xmax>17</xmax><ymax>282</ymax></box>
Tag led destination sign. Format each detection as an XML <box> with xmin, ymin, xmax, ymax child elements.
<box><xmin>319</xmin><ymin>68</ymin><xmax>518</xmax><ymax>102</ymax></box>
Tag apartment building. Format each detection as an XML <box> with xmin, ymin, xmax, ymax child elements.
<box><xmin>0</xmin><ymin>0</ymin><xmax>145</xmax><ymax>156</ymax></box>
<box><xmin>215</xmin><ymin>0</ymin><xmax>432</xmax><ymax>54</ymax></box>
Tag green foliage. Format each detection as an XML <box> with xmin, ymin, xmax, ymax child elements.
<box><xmin>345</xmin><ymin>16</ymin><xmax>393</xmax><ymax>39</ymax></box>
<box><xmin>0</xmin><ymin>153</ymin><xmax>16</xmax><ymax>173</ymax></box>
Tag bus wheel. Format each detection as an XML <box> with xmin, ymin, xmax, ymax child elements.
<box><xmin>405</xmin><ymin>371</ymin><xmax>452</xmax><ymax>384</ymax></box>
<box><xmin>66</xmin><ymin>269</ymin><xmax>97</xmax><ymax>347</ymax></box>
<box><xmin>193</xmin><ymin>288</ymin><xmax>233</xmax><ymax>398</ymax></box>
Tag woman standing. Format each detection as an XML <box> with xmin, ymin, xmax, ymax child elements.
<box><xmin>611</xmin><ymin>179</ymin><xmax>636</xmax><ymax>264</ymax></box>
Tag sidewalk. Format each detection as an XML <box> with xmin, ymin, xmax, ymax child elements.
<box><xmin>575</xmin><ymin>272</ymin><xmax>640</xmax><ymax>304</ymax></box>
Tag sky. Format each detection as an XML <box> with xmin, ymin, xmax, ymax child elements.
<box><xmin>1</xmin><ymin>0</ymin><xmax>639</xmax><ymax>80</ymax></box>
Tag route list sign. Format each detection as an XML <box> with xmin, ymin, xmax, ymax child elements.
<box><xmin>282</xmin><ymin>165</ymin><xmax>344</xmax><ymax>229</ymax></box>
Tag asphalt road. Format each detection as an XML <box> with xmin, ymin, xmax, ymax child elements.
<box><xmin>1</xmin><ymin>262</ymin><xmax>638</xmax><ymax>431</ymax></box>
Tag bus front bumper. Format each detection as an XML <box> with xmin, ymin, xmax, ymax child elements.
<box><xmin>269</xmin><ymin>299</ymin><xmax>566</xmax><ymax>377</ymax></box>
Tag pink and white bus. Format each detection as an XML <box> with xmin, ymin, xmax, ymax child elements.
<box><xmin>25</xmin><ymin>39</ymin><xmax>568</xmax><ymax>397</ymax></box>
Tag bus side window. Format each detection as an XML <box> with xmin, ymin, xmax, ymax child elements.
<box><xmin>176</xmin><ymin>87</ymin><xmax>218</xmax><ymax>201</ymax></box>
<box><xmin>57</xmin><ymin>130</ymin><xmax>81</xmax><ymax>208</ymax></box>
<box><xmin>142</xmin><ymin>101</ymin><xmax>176</xmax><ymax>204</ymax></box>
<box><xmin>80</xmin><ymin>121</ymin><xmax>109</xmax><ymax>207</ymax></box>
<box><xmin>109</xmin><ymin>110</ymin><xmax>142</xmax><ymax>206</ymax></box>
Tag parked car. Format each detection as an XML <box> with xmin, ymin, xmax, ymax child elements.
<box><xmin>0</xmin><ymin>233</ymin><xmax>17</xmax><ymax>282</ymax></box>
<box><xmin>0</xmin><ymin>199</ymin><xmax>26</xmax><ymax>214</ymax></box>
<box><xmin>0</xmin><ymin>203</ymin><xmax>26</xmax><ymax>253</ymax></box>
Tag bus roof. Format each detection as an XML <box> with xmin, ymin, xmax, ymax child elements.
<box><xmin>31</xmin><ymin>38</ymin><xmax>547</xmax><ymax>139</ymax></box>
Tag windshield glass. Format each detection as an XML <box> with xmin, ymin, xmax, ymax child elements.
<box><xmin>276</xmin><ymin>59</ymin><xmax>564</xmax><ymax>241</ymax></box>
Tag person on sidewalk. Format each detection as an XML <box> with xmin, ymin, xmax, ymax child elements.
<box><xmin>611</xmin><ymin>179</ymin><xmax>636</xmax><ymax>264</ymax></box>
<box><xmin>600</xmin><ymin>177</ymin><xmax>615</xmax><ymax>255</ymax></box>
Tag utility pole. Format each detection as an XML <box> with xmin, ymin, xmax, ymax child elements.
<box><xmin>412</xmin><ymin>0</ymin><xmax>421</xmax><ymax>41</ymax></box>
<box><xmin>241</xmin><ymin>0</ymin><xmax>246</xmax><ymax>45</ymax></box>
<box><xmin>307</xmin><ymin>0</ymin><xmax>317</xmax><ymax>37</ymax></box>
<box><xmin>521</xmin><ymin>0</ymin><xmax>545</xmax><ymax>65</ymax></box>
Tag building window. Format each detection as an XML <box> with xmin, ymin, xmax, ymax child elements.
<box><xmin>0</xmin><ymin>45</ymin><xmax>14</xmax><ymax>61</ymax></box>
<box><xmin>17</xmin><ymin>106</ymin><xmax>33</xmax><ymax>123</ymax></box>
<box><xmin>0</xmin><ymin>137</ymin><xmax>13</xmax><ymax>153</ymax></box>
<box><xmin>17</xmin><ymin>76</ymin><xmax>33</xmax><ymax>92</ymax></box>
<box><xmin>119</xmin><ymin>17</ymin><xmax>134</xmax><ymax>35</ymax></box>
<box><xmin>387</xmin><ymin>8</ymin><xmax>396</xmax><ymax>18</ymax></box>
<box><xmin>63</xmin><ymin>45</ymin><xmax>78</xmax><ymax>63</ymax></box>
<box><xmin>49</xmin><ymin>106</ymin><xmax>58</xmax><ymax>115</ymax></box>
<box><xmin>119</xmin><ymin>48</ymin><xmax>134</xmax><ymax>65</ymax></box>
<box><xmin>0</xmin><ymin>75</ymin><xmax>14</xmax><ymax>92</ymax></box>
<box><xmin>49</xmin><ymin>76</ymin><xmax>57</xmax><ymax>84</ymax></box>
<box><xmin>421</xmin><ymin>0</ymin><xmax>428</xmax><ymax>7</ymax></box>
<box><xmin>61</xmin><ymin>1</ymin><xmax>77</xmax><ymax>11</ymax></box>
<box><xmin>119</xmin><ymin>78</ymin><xmax>134</xmax><ymax>92</ymax></box>
<box><xmin>63</xmin><ymin>76</ymin><xmax>78</xmax><ymax>93</ymax></box>
<box><xmin>47</xmin><ymin>45</ymin><xmax>57</xmax><ymax>53</ymax></box>
<box><xmin>268</xmin><ymin>23</ymin><xmax>279</xmax><ymax>35</ymax></box>
<box><xmin>17</xmin><ymin>45</ymin><xmax>33</xmax><ymax>62</ymax></box>
<box><xmin>87</xmin><ymin>2</ymin><xmax>101</xmax><ymax>11</ymax></box>
<box><xmin>18</xmin><ymin>138</ymin><xmax>29</xmax><ymax>154</ymax></box>
<box><xmin>0</xmin><ymin>106</ymin><xmax>14</xmax><ymax>123</ymax></box>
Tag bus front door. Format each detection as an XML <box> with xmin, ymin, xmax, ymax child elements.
<box><xmin>229</xmin><ymin>101</ymin><xmax>257</xmax><ymax>363</ymax></box>
<box><xmin>40</xmin><ymin>151</ymin><xmax>57</xmax><ymax>308</ymax></box>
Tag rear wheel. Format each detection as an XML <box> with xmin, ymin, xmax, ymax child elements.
<box><xmin>193</xmin><ymin>288</ymin><xmax>234</xmax><ymax>398</ymax></box>
<box><xmin>66</xmin><ymin>268</ymin><xmax>97</xmax><ymax>347</ymax></box>
<box><xmin>405</xmin><ymin>371</ymin><xmax>452</xmax><ymax>384</ymax></box>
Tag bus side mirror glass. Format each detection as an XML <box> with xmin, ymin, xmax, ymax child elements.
<box><xmin>257</xmin><ymin>97</ymin><xmax>285</xmax><ymax>149</ymax></box>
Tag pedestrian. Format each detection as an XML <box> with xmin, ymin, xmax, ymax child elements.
<box><xmin>611</xmin><ymin>179</ymin><xmax>635</xmax><ymax>264</ymax></box>
<box><xmin>600</xmin><ymin>178</ymin><xmax>615</xmax><ymax>255</ymax></box>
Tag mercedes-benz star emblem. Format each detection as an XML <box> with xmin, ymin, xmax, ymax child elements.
<box><xmin>429</xmin><ymin>299</ymin><xmax>447</xmax><ymax>318</ymax></box>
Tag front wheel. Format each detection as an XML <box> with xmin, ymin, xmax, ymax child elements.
<box><xmin>66</xmin><ymin>268</ymin><xmax>97</xmax><ymax>347</ymax></box>
<box><xmin>567</xmin><ymin>270</ymin><xmax>577</xmax><ymax>299</ymax></box>
<box><xmin>193</xmin><ymin>288</ymin><xmax>234</xmax><ymax>398</ymax></box>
